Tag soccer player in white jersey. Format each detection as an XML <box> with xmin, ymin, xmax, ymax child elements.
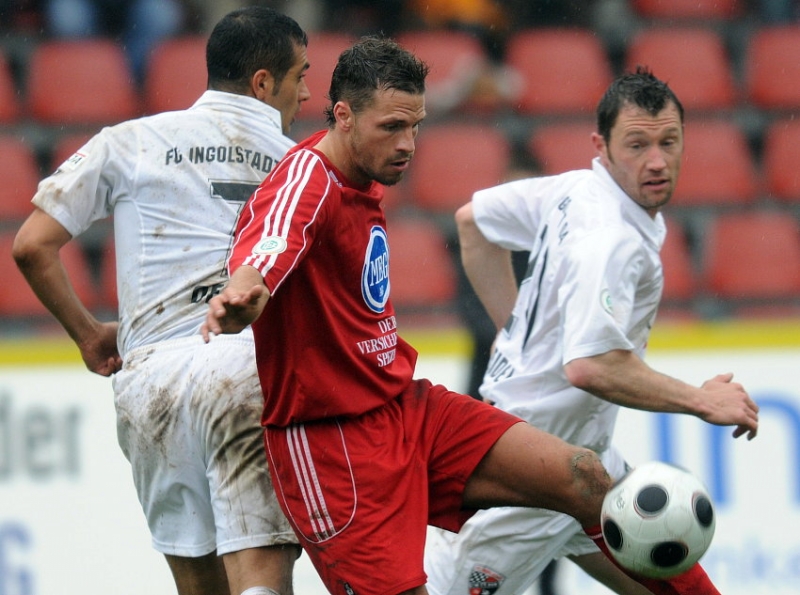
<box><xmin>13</xmin><ymin>7</ymin><xmax>310</xmax><ymax>595</ymax></box>
<box><xmin>424</xmin><ymin>67</ymin><xmax>759</xmax><ymax>595</ymax></box>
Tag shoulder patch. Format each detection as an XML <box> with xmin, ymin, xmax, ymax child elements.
<box><xmin>57</xmin><ymin>151</ymin><xmax>88</xmax><ymax>173</ymax></box>
<box><xmin>252</xmin><ymin>236</ymin><xmax>288</xmax><ymax>255</ymax></box>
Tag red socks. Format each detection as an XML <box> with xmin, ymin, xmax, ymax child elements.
<box><xmin>584</xmin><ymin>525</ymin><xmax>721</xmax><ymax>595</ymax></box>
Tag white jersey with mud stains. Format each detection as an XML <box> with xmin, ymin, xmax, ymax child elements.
<box><xmin>472</xmin><ymin>157</ymin><xmax>666</xmax><ymax>454</ymax></box>
<box><xmin>32</xmin><ymin>90</ymin><xmax>295</xmax><ymax>357</ymax></box>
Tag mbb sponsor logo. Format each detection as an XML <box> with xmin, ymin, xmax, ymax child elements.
<box><xmin>362</xmin><ymin>226</ymin><xmax>390</xmax><ymax>313</ymax></box>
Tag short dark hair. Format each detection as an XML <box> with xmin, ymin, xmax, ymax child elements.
<box><xmin>324</xmin><ymin>36</ymin><xmax>429</xmax><ymax>126</ymax></box>
<box><xmin>596</xmin><ymin>66</ymin><xmax>684</xmax><ymax>144</ymax></box>
<box><xmin>206</xmin><ymin>6</ymin><xmax>308</xmax><ymax>93</ymax></box>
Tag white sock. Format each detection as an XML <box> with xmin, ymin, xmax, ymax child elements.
<box><xmin>240</xmin><ymin>588</ymin><xmax>281</xmax><ymax>595</ymax></box>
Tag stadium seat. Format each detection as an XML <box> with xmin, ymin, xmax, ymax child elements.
<box><xmin>762</xmin><ymin>118</ymin><xmax>800</xmax><ymax>203</ymax></box>
<box><xmin>505</xmin><ymin>28</ymin><xmax>612</xmax><ymax>116</ymax></box>
<box><xmin>298</xmin><ymin>32</ymin><xmax>356</xmax><ymax>121</ymax></box>
<box><xmin>631</xmin><ymin>0</ymin><xmax>742</xmax><ymax>20</ymax></box>
<box><xmin>409</xmin><ymin>123</ymin><xmax>510</xmax><ymax>214</ymax></box>
<box><xmin>624</xmin><ymin>27</ymin><xmax>737</xmax><ymax>111</ymax></box>
<box><xmin>26</xmin><ymin>39</ymin><xmax>140</xmax><ymax>125</ymax></box>
<box><xmin>745</xmin><ymin>25</ymin><xmax>800</xmax><ymax>111</ymax></box>
<box><xmin>143</xmin><ymin>35</ymin><xmax>207</xmax><ymax>114</ymax></box>
<box><xmin>0</xmin><ymin>231</ymin><xmax>99</xmax><ymax>319</ymax></box>
<box><xmin>396</xmin><ymin>29</ymin><xmax>496</xmax><ymax>113</ymax></box>
<box><xmin>0</xmin><ymin>51</ymin><xmax>20</xmax><ymax>123</ymax></box>
<box><xmin>387</xmin><ymin>216</ymin><xmax>457</xmax><ymax>311</ymax></box>
<box><xmin>660</xmin><ymin>217</ymin><xmax>697</xmax><ymax>303</ymax></box>
<box><xmin>672</xmin><ymin>119</ymin><xmax>758</xmax><ymax>207</ymax></box>
<box><xmin>0</xmin><ymin>136</ymin><xmax>40</xmax><ymax>223</ymax></box>
<box><xmin>527</xmin><ymin>121</ymin><xmax>597</xmax><ymax>175</ymax></box>
<box><xmin>702</xmin><ymin>211</ymin><xmax>800</xmax><ymax>301</ymax></box>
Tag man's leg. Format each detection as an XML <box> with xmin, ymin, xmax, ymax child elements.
<box><xmin>462</xmin><ymin>421</ymin><xmax>611</xmax><ymax>527</ymax></box>
<box><xmin>223</xmin><ymin>544</ymin><xmax>301</xmax><ymax>595</ymax></box>
<box><xmin>164</xmin><ymin>545</ymin><xmax>300</xmax><ymax>595</ymax></box>
<box><xmin>165</xmin><ymin>552</ymin><xmax>228</xmax><ymax>595</ymax></box>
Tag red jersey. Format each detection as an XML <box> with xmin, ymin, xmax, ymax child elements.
<box><xmin>229</xmin><ymin>131</ymin><xmax>418</xmax><ymax>426</ymax></box>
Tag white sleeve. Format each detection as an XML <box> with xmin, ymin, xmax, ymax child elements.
<box><xmin>32</xmin><ymin>126</ymin><xmax>126</xmax><ymax>237</ymax></box>
<box><xmin>471</xmin><ymin>177</ymin><xmax>547</xmax><ymax>252</ymax></box>
<box><xmin>559</xmin><ymin>228</ymin><xmax>646</xmax><ymax>363</ymax></box>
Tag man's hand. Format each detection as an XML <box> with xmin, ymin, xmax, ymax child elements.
<box><xmin>77</xmin><ymin>321</ymin><xmax>122</xmax><ymax>376</ymax></box>
<box><xmin>698</xmin><ymin>373</ymin><xmax>759</xmax><ymax>440</ymax></box>
<box><xmin>202</xmin><ymin>281</ymin><xmax>267</xmax><ymax>341</ymax></box>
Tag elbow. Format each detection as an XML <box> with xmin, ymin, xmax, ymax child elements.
<box><xmin>11</xmin><ymin>231</ymin><xmax>36</xmax><ymax>271</ymax></box>
<box><xmin>564</xmin><ymin>358</ymin><xmax>599</xmax><ymax>392</ymax></box>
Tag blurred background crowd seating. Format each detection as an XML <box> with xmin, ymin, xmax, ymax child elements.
<box><xmin>1</xmin><ymin>0</ymin><xmax>800</xmax><ymax>337</ymax></box>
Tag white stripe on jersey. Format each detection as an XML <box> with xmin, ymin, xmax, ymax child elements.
<box><xmin>240</xmin><ymin>149</ymin><xmax>332</xmax><ymax>293</ymax></box>
<box><xmin>286</xmin><ymin>424</ymin><xmax>338</xmax><ymax>541</ymax></box>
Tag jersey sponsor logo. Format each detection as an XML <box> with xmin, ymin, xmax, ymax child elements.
<box><xmin>468</xmin><ymin>565</ymin><xmax>505</xmax><ymax>595</ymax></box>
<box><xmin>252</xmin><ymin>236</ymin><xmax>288</xmax><ymax>255</ymax></box>
<box><xmin>361</xmin><ymin>226</ymin><xmax>390</xmax><ymax>313</ymax></box>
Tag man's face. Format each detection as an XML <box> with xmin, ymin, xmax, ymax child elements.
<box><xmin>271</xmin><ymin>42</ymin><xmax>310</xmax><ymax>134</ymax></box>
<box><xmin>346</xmin><ymin>88</ymin><xmax>426</xmax><ymax>187</ymax></box>
<box><xmin>593</xmin><ymin>101</ymin><xmax>683</xmax><ymax>216</ymax></box>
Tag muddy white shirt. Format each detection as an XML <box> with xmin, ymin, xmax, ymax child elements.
<box><xmin>32</xmin><ymin>90</ymin><xmax>295</xmax><ymax>357</ymax></box>
<box><xmin>472</xmin><ymin>158</ymin><xmax>666</xmax><ymax>454</ymax></box>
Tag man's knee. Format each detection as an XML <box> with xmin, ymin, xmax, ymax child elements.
<box><xmin>568</xmin><ymin>448</ymin><xmax>612</xmax><ymax>525</ymax></box>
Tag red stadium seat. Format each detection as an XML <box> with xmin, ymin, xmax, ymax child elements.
<box><xmin>0</xmin><ymin>231</ymin><xmax>99</xmax><ymax>319</ymax></box>
<box><xmin>297</xmin><ymin>32</ymin><xmax>356</xmax><ymax>121</ymax></box>
<box><xmin>745</xmin><ymin>25</ymin><xmax>800</xmax><ymax>111</ymax></box>
<box><xmin>0</xmin><ymin>51</ymin><xmax>20</xmax><ymax>123</ymax></box>
<box><xmin>703</xmin><ymin>211</ymin><xmax>800</xmax><ymax>301</ymax></box>
<box><xmin>660</xmin><ymin>218</ymin><xmax>697</xmax><ymax>302</ymax></box>
<box><xmin>505</xmin><ymin>28</ymin><xmax>612</xmax><ymax>116</ymax></box>
<box><xmin>0</xmin><ymin>136</ymin><xmax>40</xmax><ymax>223</ymax></box>
<box><xmin>762</xmin><ymin>118</ymin><xmax>800</xmax><ymax>203</ymax></box>
<box><xmin>625</xmin><ymin>27</ymin><xmax>737</xmax><ymax>111</ymax></box>
<box><xmin>26</xmin><ymin>39</ymin><xmax>140</xmax><ymax>125</ymax></box>
<box><xmin>387</xmin><ymin>216</ymin><xmax>457</xmax><ymax>311</ymax></box>
<box><xmin>144</xmin><ymin>35</ymin><xmax>207</xmax><ymax>114</ymax></box>
<box><xmin>409</xmin><ymin>123</ymin><xmax>510</xmax><ymax>213</ymax></box>
<box><xmin>631</xmin><ymin>0</ymin><xmax>742</xmax><ymax>20</ymax></box>
<box><xmin>527</xmin><ymin>121</ymin><xmax>597</xmax><ymax>175</ymax></box>
<box><xmin>672</xmin><ymin>119</ymin><xmax>758</xmax><ymax>207</ymax></box>
<box><xmin>396</xmin><ymin>29</ymin><xmax>499</xmax><ymax>113</ymax></box>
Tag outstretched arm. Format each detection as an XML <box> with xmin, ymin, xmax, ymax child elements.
<box><xmin>13</xmin><ymin>208</ymin><xmax>121</xmax><ymax>376</ymax></box>
<box><xmin>564</xmin><ymin>349</ymin><xmax>759</xmax><ymax>439</ymax></box>
<box><xmin>455</xmin><ymin>202</ymin><xmax>518</xmax><ymax>331</ymax></box>
<box><xmin>201</xmin><ymin>265</ymin><xmax>269</xmax><ymax>341</ymax></box>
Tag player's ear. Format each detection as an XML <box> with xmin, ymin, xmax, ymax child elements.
<box><xmin>591</xmin><ymin>132</ymin><xmax>609</xmax><ymax>164</ymax></box>
<box><xmin>333</xmin><ymin>101</ymin><xmax>353</xmax><ymax>131</ymax></box>
<box><xmin>251</xmin><ymin>69</ymin><xmax>275</xmax><ymax>101</ymax></box>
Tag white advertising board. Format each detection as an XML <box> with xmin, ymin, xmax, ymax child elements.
<box><xmin>1</xmin><ymin>340</ymin><xmax>799</xmax><ymax>595</ymax></box>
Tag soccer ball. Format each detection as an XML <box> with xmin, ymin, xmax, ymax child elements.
<box><xmin>601</xmin><ymin>461</ymin><xmax>716</xmax><ymax>579</ymax></box>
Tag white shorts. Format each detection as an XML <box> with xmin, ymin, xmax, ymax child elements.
<box><xmin>424</xmin><ymin>447</ymin><xmax>628</xmax><ymax>595</ymax></box>
<box><xmin>113</xmin><ymin>330</ymin><xmax>297</xmax><ymax>557</ymax></box>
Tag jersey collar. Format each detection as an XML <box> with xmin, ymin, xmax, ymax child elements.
<box><xmin>192</xmin><ymin>90</ymin><xmax>284</xmax><ymax>134</ymax></box>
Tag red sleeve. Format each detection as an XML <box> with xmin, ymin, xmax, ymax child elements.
<box><xmin>229</xmin><ymin>148</ymin><xmax>333</xmax><ymax>294</ymax></box>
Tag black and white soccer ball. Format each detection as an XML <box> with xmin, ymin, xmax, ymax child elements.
<box><xmin>601</xmin><ymin>461</ymin><xmax>716</xmax><ymax>579</ymax></box>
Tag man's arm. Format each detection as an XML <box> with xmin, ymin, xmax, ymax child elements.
<box><xmin>13</xmin><ymin>207</ymin><xmax>121</xmax><ymax>376</ymax></box>
<box><xmin>564</xmin><ymin>349</ymin><xmax>759</xmax><ymax>439</ymax></box>
<box><xmin>455</xmin><ymin>202</ymin><xmax>518</xmax><ymax>331</ymax></box>
<box><xmin>202</xmin><ymin>264</ymin><xmax>270</xmax><ymax>341</ymax></box>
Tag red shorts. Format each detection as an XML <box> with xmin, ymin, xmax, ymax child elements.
<box><xmin>265</xmin><ymin>378</ymin><xmax>521</xmax><ymax>595</ymax></box>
